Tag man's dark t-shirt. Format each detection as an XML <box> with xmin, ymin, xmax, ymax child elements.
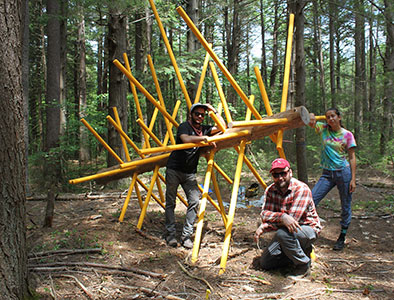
<box><xmin>166</xmin><ymin>121</ymin><xmax>213</xmax><ymax>174</ymax></box>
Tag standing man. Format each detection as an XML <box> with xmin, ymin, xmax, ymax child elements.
<box><xmin>254</xmin><ymin>158</ymin><xmax>321</xmax><ymax>277</ymax></box>
<box><xmin>165</xmin><ymin>103</ymin><xmax>224</xmax><ymax>248</ymax></box>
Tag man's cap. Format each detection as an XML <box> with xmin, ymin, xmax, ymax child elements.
<box><xmin>190</xmin><ymin>103</ymin><xmax>209</xmax><ymax>113</ymax></box>
<box><xmin>270</xmin><ymin>158</ymin><xmax>290</xmax><ymax>173</ymax></box>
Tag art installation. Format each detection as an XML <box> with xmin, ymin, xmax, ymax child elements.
<box><xmin>70</xmin><ymin>0</ymin><xmax>324</xmax><ymax>274</ymax></box>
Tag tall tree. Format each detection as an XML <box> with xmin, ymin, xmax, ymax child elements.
<box><xmin>368</xmin><ymin>5</ymin><xmax>376</xmax><ymax>132</ymax></box>
<box><xmin>329</xmin><ymin>0</ymin><xmax>337</xmax><ymax>107</ymax></box>
<box><xmin>186</xmin><ymin>0</ymin><xmax>200</xmax><ymax>98</ymax></box>
<box><xmin>44</xmin><ymin>0</ymin><xmax>62</xmax><ymax>227</ymax></box>
<box><xmin>380</xmin><ymin>0</ymin><xmax>394</xmax><ymax>155</ymax></box>
<box><xmin>354</xmin><ymin>0</ymin><xmax>366</xmax><ymax>141</ymax></box>
<box><xmin>108</xmin><ymin>3</ymin><xmax>128</xmax><ymax>167</ymax></box>
<box><xmin>0</xmin><ymin>0</ymin><xmax>29</xmax><ymax>298</ymax></box>
<box><xmin>293</xmin><ymin>0</ymin><xmax>308</xmax><ymax>183</ymax></box>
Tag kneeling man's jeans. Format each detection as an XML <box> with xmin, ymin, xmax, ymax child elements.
<box><xmin>260</xmin><ymin>226</ymin><xmax>317</xmax><ymax>270</ymax></box>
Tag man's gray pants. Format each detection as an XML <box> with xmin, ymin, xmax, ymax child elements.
<box><xmin>259</xmin><ymin>226</ymin><xmax>317</xmax><ymax>270</ymax></box>
<box><xmin>165</xmin><ymin>168</ymin><xmax>200</xmax><ymax>239</ymax></box>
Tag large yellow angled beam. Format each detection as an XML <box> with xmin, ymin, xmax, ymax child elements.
<box><xmin>210</xmin><ymin>62</ymin><xmax>233</xmax><ymax>124</ymax></box>
<box><xmin>276</xmin><ymin>129</ymin><xmax>286</xmax><ymax>159</ymax></box>
<box><xmin>112</xmin><ymin>107</ymin><xmax>131</xmax><ymax>162</ymax></box>
<box><xmin>177</xmin><ymin>6</ymin><xmax>262</xmax><ymax>120</ymax></box>
<box><xmin>113</xmin><ymin>59</ymin><xmax>179</xmax><ymax>128</ymax></box>
<box><xmin>69</xmin><ymin>165</ymin><xmax>134</xmax><ymax>185</ymax></box>
<box><xmin>194</xmin><ymin>48</ymin><xmax>212</xmax><ymax>104</ymax></box>
<box><xmin>136</xmin><ymin>177</ymin><xmax>167</xmax><ymax>209</ymax></box>
<box><xmin>147</xmin><ymin>55</ymin><xmax>176</xmax><ymax>145</ymax></box>
<box><xmin>139</xmin><ymin>130</ymin><xmax>249</xmax><ymax>156</ymax></box>
<box><xmin>120</xmin><ymin>153</ymin><xmax>170</xmax><ymax>169</ymax></box>
<box><xmin>210</xmin><ymin>171</ymin><xmax>228</xmax><ymax>226</ymax></box>
<box><xmin>137</xmin><ymin>165</ymin><xmax>161</xmax><ymax>229</ymax></box>
<box><xmin>148</xmin><ymin>0</ymin><xmax>192</xmax><ymax>109</ymax></box>
<box><xmin>163</xmin><ymin>100</ymin><xmax>181</xmax><ymax>146</ymax></box>
<box><xmin>107</xmin><ymin>116</ymin><xmax>143</xmax><ymax>157</ymax></box>
<box><xmin>192</xmin><ymin>150</ymin><xmax>216</xmax><ymax>263</ymax></box>
<box><xmin>137</xmin><ymin>118</ymin><xmax>163</xmax><ymax>147</ymax></box>
<box><xmin>220</xmin><ymin>139</ymin><xmax>247</xmax><ymax>275</ymax></box>
<box><xmin>281</xmin><ymin>14</ymin><xmax>295</xmax><ymax>112</ymax></box>
<box><xmin>80</xmin><ymin>118</ymin><xmax>123</xmax><ymax>165</ymax></box>
<box><xmin>123</xmin><ymin>53</ymin><xmax>150</xmax><ymax>148</ymax></box>
<box><xmin>119</xmin><ymin>173</ymin><xmax>138</xmax><ymax>222</ymax></box>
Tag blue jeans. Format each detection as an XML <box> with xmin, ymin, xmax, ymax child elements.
<box><xmin>312</xmin><ymin>166</ymin><xmax>352</xmax><ymax>228</ymax></box>
<box><xmin>165</xmin><ymin>168</ymin><xmax>200</xmax><ymax>239</ymax></box>
<box><xmin>259</xmin><ymin>226</ymin><xmax>317</xmax><ymax>270</ymax></box>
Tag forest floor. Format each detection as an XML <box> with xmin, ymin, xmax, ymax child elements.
<box><xmin>26</xmin><ymin>166</ymin><xmax>394</xmax><ymax>300</ymax></box>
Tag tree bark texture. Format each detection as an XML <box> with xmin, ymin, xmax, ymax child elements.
<box><xmin>293</xmin><ymin>0</ymin><xmax>308</xmax><ymax>184</ymax></box>
<box><xmin>380</xmin><ymin>0</ymin><xmax>394</xmax><ymax>155</ymax></box>
<box><xmin>0</xmin><ymin>0</ymin><xmax>29</xmax><ymax>298</ymax></box>
<box><xmin>108</xmin><ymin>9</ymin><xmax>128</xmax><ymax>168</ymax></box>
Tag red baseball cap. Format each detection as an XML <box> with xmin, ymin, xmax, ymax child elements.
<box><xmin>270</xmin><ymin>158</ymin><xmax>290</xmax><ymax>173</ymax></box>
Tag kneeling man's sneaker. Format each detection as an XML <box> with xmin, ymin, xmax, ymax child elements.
<box><xmin>181</xmin><ymin>237</ymin><xmax>193</xmax><ymax>249</ymax></box>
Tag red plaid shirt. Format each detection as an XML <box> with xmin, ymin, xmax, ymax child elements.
<box><xmin>260</xmin><ymin>178</ymin><xmax>321</xmax><ymax>234</ymax></box>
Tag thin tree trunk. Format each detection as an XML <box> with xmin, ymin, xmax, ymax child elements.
<box><xmin>294</xmin><ymin>0</ymin><xmax>308</xmax><ymax>184</ymax></box>
<box><xmin>269</xmin><ymin>1</ymin><xmax>280</xmax><ymax>91</ymax></box>
<box><xmin>380</xmin><ymin>0</ymin><xmax>394</xmax><ymax>155</ymax></box>
<box><xmin>329</xmin><ymin>0</ymin><xmax>336</xmax><ymax>108</ymax></box>
<box><xmin>368</xmin><ymin>5</ymin><xmax>376</xmax><ymax>132</ymax></box>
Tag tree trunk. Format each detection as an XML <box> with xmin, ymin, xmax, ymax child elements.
<box><xmin>59</xmin><ymin>0</ymin><xmax>67</xmax><ymax>136</ymax></box>
<box><xmin>77</xmin><ymin>7</ymin><xmax>89</xmax><ymax>162</ymax></box>
<box><xmin>44</xmin><ymin>0</ymin><xmax>62</xmax><ymax>227</ymax></box>
<box><xmin>354</xmin><ymin>0</ymin><xmax>365</xmax><ymax>141</ymax></box>
<box><xmin>0</xmin><ymin>0</ymin><xmax>29</xmax><ymax>298</ymax></box>
<box><xmin>380</xmin><ymin>0</ymin><xmax>394</xmax><ymax>155</ymax></box>
<box><xmin>187</xmin><ymin>0</ymin><xmax>200</xmax><ymax>98</ymax></box>
<box><xmin>329</xmin><ymin>0</ymin><xmax>336</xmax><ymax>107</ymax></box>
<box><xmin>294</xmin><ymin>0</ymin><xmax>308</xmax><ymax>184</ymax></box>
<box><xmin>368</xmin><ymin>5</ymin><xmax>376</xmax><ymax>132</ymax></box>
<box><xmin>108</xmin><ymin>8</ymin><xmax>128</xmax><ymax>167</ymax></box>
<box><xmin>269</xmin><ymin>1</ymin><xmax>280</xmax><ymax>91</ymax></box>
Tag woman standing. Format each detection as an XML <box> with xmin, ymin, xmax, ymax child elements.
<box><xmin>309</xmin><ymin>108</ymin><xmax>357</xmax><ymax>251</ymax></box>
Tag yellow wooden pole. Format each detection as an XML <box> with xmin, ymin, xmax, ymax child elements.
<box><xmin>316</xmin><ymin>115</ymin><xmax>326</xmax><ymax>121</ymax></box>
<box><xmin>219</xmin><ymin>139</ymin><xmax>247</xmax><ymax>274</ymax></box>
<box><xmin>194</xmin><ymin>48</ymin><xmax>211</xmax><ymax>104</ymax></box>
<box><xmin>137</xmin><ymin>165</ymin><xmax>161</xmax><ymax>229</ymax></box>
<box><xmin>69</xmin><ymin>165</ymin><xmax>134</xmax><ymax>185</ymax></box>
<box><xmin>276</xmin><ymin>129</ymin><xmax>286</xmax><ymax>159</ymax></box>
<box><xmin>147</xmin><ymin>55</ymin><xmax>176</xmax><ymax>145</ymax></box>
<box><xmin>135</xmin><ymin>181</ymin><xmax>143</xmax><ymax>209</ymax></box>
<box><xmin>123</xmin><ymin>53</ymin><xmax>150</xmax><ymax>147</ymax></box>
<box><xmin>254</xmin><ymin>66</ymin><xmax>272</xmax><ymax>116</ymax></box>
<box><xmin>148</xmin><ymin>0</ymin><xmax>192</xmax><ymax>109</ymax></box>
<box><xmin>113</xmin><ymin>59</ymin><xmax>179</xmax><ymax>127</ymax></box>
<box><xmin>120</xmin><ymin>153</ymin><xmax>170</xmax><ymax>169</ymax></box>
<box><xmin>210</xmin><ymin>171</ymin><xmax>228</xmax><ymax>227</ymax></box>
<box><xmin>192</xmin><ymin>150</ymin><xmax>216</xmax><ymax>263</ymax></box>
<box><xmin>163</xmin><ymin>100</ymin><xmax>181</xmax><ymax>146</ymax></box>
<box><xmin>136</xmin><ymin>177</ymin><xmax>166</xmax><ymax>209</ymax></box>
<box><xmin>155</xmin><ymin>176</ymin><xmax>165</xmax><ymax>205</ymax></box>
<box><xmin>213</xmin><ymin>162</ymin><xmax>233</xmax><ymax>185</ymax></box>
<box><xmin>80</xmin><ymin>118</ymin><xmax>123</xmax><ymax>164</ymax></box>
<box><xmin>140</xmin><ymin>141</ymin><xmax>208</xmax><ymax>155</ymax></box>
<box><xmin>177</xmin><ymin>6</ymin><xmax>262</xmax><ymax>120</ymax></box>
<box><xmin>209</xmin><ymin>61</ymin><xmax>233</xmax><ymax>124</ymax></box>
<box><xmin>280</xmin><ymin>14</ymin><xmax>295</xmax><ymax>112</ymax></box>
<box><xmin>208</xmin><ymin>111</ymin><xmax>226</xmax><ymax>132</ymax></box>
<box><xmin>106</xmin><ymin>116</ymin><xmax>143</xmax><ymax>157</ymax></box>
<box><xmin>112</xmin><ymin>107</ymin><xmax>131</xmax><ymax>162</ymax></box>
<box><xmin>119</xmin><ymin>173</ymin><xmax>138</xmax><ymax>222</ymax></box>
<box><xmin>137</xmin><ymin>118</ymin><xmax>164</xmax><ymax>147</ymax></box>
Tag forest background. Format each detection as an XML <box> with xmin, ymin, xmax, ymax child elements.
<box><xmin>0</xmin><ymin>0</ymin><xmax>393</xmax><ymax>298</ymax></box>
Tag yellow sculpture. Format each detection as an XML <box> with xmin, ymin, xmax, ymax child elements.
<box><xmin>70</xmin><ymin>0</ymin><xmax>324</xmax><ymax>274</ymax></box>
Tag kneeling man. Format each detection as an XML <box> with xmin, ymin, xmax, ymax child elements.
<box><xmin>254</xmin><ymin>158</ymin><xmax>321</xmax><ymax>277</ymax></box>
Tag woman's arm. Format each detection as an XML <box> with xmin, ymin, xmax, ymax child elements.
<box><xmin>348</xmin><ymin>147</ymin><xmax>356</xmax><ymax>193</ymax></box>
